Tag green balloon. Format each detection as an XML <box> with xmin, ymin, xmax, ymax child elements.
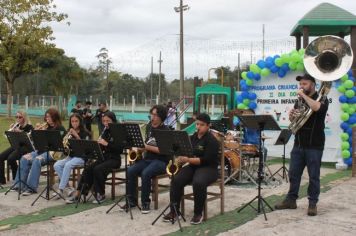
<box><xmin>275</xmin><ymin>58</ymin><xmax>283</xmax><ymax>67</ymax></box>
<box><xmin>298</xmin><ymin>48</ymin><xmax>305</xmax><ymax>55</ymax></box>
<box><xmin>250</xmin><ymin>64</ymin><xmax>261</xmax><ymax>74</ymax></box>
<box><xmin>343</xmin><ymin>80</ymin><xmax>354</xmax><ymax>89</ymax></box>
<box><xmin>348</xmin><ymin>107</ymin><xmax>355</xmax><ymax>114</ymax></box>
<box><xmin>281</xmin><ymin>54</ymin><xmax>290</xmax><ymax>63</ymax></box>
<box><xmin>241</xmin><ymin>72</ymin><xmax>247</xmax><ymax>80</ymax></box>
<box><xmin>237</xmin><ymin>103</ymin><xmax>245</xmax><ymax>109</ymax></box>
<box><xmin>246</xmin><ymin>79</ymin><xmax>253</xmax><ymax>86</ymax></box>
<box><xmin>342</xmin><ymin>150</ymin><xmax>351</xmax><ymax>159</ymax></box>
<box><xmin>345</xmin><ymin>89</ymin><xmax>355</xmax><ymax>98</ymax></box>
<box><xmin>243</xmin><ymin>99</ymin><xmax>250</xmax><ymax>105</ymax></box>
<box><xmin>341</xmin><ymin>103</ymin><xmax>350</xmax><ymax>111</ymax></box>
<box><xmin>261</xmin><ymin>68</ymin><xmax>270</xmax><ymax>77</ymax></box>
<box><xmin>341</xmin><ymin>141</ymin><xmax>350</xmax><ymax>150</ymax></box>
<box><xmin>296</xmin><ymin>63</ymin><xmax>304</xmax><ymax>71</ymax></box>
<box><xmin>291</xmin><ymin>52</ymin><xmax>300</xmax><ymax>62</ymax></box>
<box><xmin>288</xmin><ymin>61</ymin><xmax>297</xmax><ymax>70</ymax></box>
<box><xmin>341</xmin><ymin>132</ymin><xmax>349</xmax><ymax>141</ymax></box>
<box><xmin>338</xmin><ymin>85</ymin><xmax>346</xmax><ymax>93</ymax></box>
<box><xmin>340</xmin><ymin>74</ymin><xmax>349</xmax><ymax>82</ymax></box>
<box><xmin>341</xmin><ymin>113</ymin><xmax>350</xmax><ymax>121</ymax></box>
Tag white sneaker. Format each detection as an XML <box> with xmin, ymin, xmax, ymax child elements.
<box><xmin>22</xmin><ymin>190</ymin><xmax>35</xmax><ymax>196</ymax></box>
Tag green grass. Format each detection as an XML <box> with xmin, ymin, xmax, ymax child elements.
<box><xmin>165</xmin><ymin>169</ymin><xmax>352</xmax><ymax>236</ymax></box>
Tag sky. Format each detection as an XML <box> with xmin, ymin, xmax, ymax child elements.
<box><xmin>51</xmin><ymin>0</ymin><xmax>356</xmax><ymax>79</ymax></box>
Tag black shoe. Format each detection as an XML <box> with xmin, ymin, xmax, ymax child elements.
<box><xmin>307</xmin><ymin>204</ymin><xmax>317</xmax><ymax>216</ymax></box>
<box><xmin>190</xmin><ymin>214</ymin><xmax>203</xmax><ymax>225</ymax></box>
<box><xmin>275</xmin><ymin>199</ymin><xmax>297</xmax><ymax>210</ymax></box>
<box><xmin>92</xmin><ymin>194</ymin><xmax>106</xmax><ymax>204</ymax></box>
<box><xmin>120</xmin><ymin>203</ymin><xmax>136</xmax><ymax>212</ymax></box>
<box><xmin>141</xmin><ymin>202</ymin><xmax>151</xmax><ymax>214</ymax></box>
<box><xmin>163</xmin><ymin>211</ymin><xmax>178</xmax><ymax>223</ymax></box>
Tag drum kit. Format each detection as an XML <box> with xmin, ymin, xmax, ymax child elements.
<box><xmin>213</xmin><ymin>129</ymin><xmax>274</xmax><ymax>186</ymax></box>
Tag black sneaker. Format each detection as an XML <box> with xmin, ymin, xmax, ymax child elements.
<box><xmin>190</xmin><ymin>214</ymin><xmax>203</xmax><ymax>225</ymax></box>
<box><xmin>163</xmin><ymin>211</ymin><xmax>177</xmax><ymax>223</ymax></box>
<box><xmin>141</xmin><ymin>203</ymin><xmax>151</xmax><ymax>214</ymax></box>
<box><xmin>120</xmin><ymin>203</ymin><xmax>136</xmax><ymax>212</ymax></box>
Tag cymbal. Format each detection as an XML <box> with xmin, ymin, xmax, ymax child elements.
<box><xmin>261</xmin><ymin>136</ymin><xmax>272</xmax><ymax>140</ymax></box>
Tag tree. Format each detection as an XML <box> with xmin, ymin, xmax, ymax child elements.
<box><xmin>0</xmin><ymin>0</ymin><xmax>68</xmax><ymax>116</ymax></box>
<box><xmin>96</xmin><ymin>47</ymin><xmax>112</xmax><ymax>94</ymax></box>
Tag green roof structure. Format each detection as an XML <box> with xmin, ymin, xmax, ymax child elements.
<box><xmin>291</xmin><ymin>3</ymin><xmax>356</xmax><ymax>36</ymax></box>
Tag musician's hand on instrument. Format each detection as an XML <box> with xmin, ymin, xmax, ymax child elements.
<box><xmin>297</xmin><ymin>89</ymin><xmax>306</xmax><ymax>98</ymax></box>
<box><xmin>177</xmin><ymin>156</ymin><xmax>188</xmax><ymax>164</ymax></box>
<box><xmin>98</xmin><ymin>139</ymin><xmax>108</xmax><ymax>146</ymax></box>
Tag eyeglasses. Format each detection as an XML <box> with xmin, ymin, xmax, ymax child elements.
<box><xmin>16</xmin><ymin>116</ymin><xmax>23</xmax><ymax>119</ymax></box>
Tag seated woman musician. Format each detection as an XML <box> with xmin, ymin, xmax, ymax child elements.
<box><xmin>66</xmin><ymin>112</ymin><xmax>123</xmax><ymax>204</ymax></box>
<box><xmin>14</xmin><ymin>108</ymin><xmax>66</xmax><ymax>195</ymax></box>
<box><xmin>0</xmin><ymin>111</ymin><xmax>33</xmax><ymax>184</ymax></box>
<box><xmin>53</xmin><ymin>113</ymin><xmax>91</xmax><ymax>198</ymax></box>
<box><xmin>241</xmin><ymin>109</ymin><xmax>268</xmax><ymax>160</ymax></box>
<box><xmin>163</xmin><ymin>113</ymin><xmax>220</xmax><ymax>225</ymax></box>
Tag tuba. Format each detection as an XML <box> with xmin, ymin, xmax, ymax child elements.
<box><xmin>288</xmin><ymin>35</ymin><xmax>353</xmax><ymax>134</ymax></box>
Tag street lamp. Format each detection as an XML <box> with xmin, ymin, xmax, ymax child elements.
<box><xmin>174</xmin><ymin>0</ymin><xmax>189</xmax><ymax>105</ymax></box>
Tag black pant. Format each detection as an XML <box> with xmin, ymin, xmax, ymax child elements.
<box><xmin>170</xmin><ymin>165</ymin><xmax>218</xmax><ymax>215</ymax></box>
<box><xmin>77</xmin><ymin>158</ymin><xmax>121</xmax><ymax>195</ymax></box>
<box><xmin>0</xmin><ymin>147</ymin><xmax>21</xmax><ymax>183</ymax></box>
<box><xmin>84</xmin><ymin>121</ymin><xmax>92</xmax><ymax>132</ymax></box>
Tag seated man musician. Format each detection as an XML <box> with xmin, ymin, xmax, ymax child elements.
<box><xmin>163</xmin><ymin>113</ymin><xmax>220</xmax><ymax>225</ymax></box>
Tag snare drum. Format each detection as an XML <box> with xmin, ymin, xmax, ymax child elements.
<box><xmin>210</xmin><ymin>129</ymin><xmax>224</xmax><ymax>142</ymax></box>
<box><xmin>240</xmin><ymin>143</ymin><xmax>257</xmax><ymax>155</ymax></box>
<box><xmin>224</xmin><ymin>141</ymin><xmax>240</xmax><ymax>150</ymax></box>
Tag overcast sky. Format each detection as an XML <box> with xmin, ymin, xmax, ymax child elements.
<box><xmin>52</xmin><ymin>0</ymin><xmax>356</xmax><ymax>79</ymax></box>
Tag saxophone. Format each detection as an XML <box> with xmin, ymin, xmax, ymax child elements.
<box><xmin>288</xmin><ymin>35</ymin><xmax>353</xmax><ymax>134</ymax></box>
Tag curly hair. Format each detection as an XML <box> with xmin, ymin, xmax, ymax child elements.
<box><xmin>150</xmin><ymin>105</ymin><xmax>167</xmax><ymax>122</ymax></box>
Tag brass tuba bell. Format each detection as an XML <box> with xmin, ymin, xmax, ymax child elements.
<box><xmin>289</xmin><ymin>35</ymin><xmax>354</xmax><ymax>134</ymax></box>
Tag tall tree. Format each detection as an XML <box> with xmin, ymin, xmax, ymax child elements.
<box><xmin>0</xmin><ymin>0</ymin><xmax>68</xmax><ymax>116</ymax></box>
<box><xmin>96</xmin><ymin>47</ymin><xmax>112</xmax><ymax>94</ymax></box>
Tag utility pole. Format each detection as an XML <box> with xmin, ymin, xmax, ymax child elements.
<box><xmin>158</xmin><ymin>51</ymin><xmax>163</xmax><ymax>104</ymax></box>
<box><xmin>150</xmin><ymin>56</ymin><xmax>153</xmax><ymax>104</ymax></box>
<box><xmin>262</xmin><ymin>24</ymin><xmax>265</xmax><ymax>59</ymax></box>
<box><xmin>174</xmin><ymin>0</ymin><xmax>189</xmax><ymax>104</ymax></box>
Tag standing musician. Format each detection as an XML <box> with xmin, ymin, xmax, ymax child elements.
<box><xmin>53</xmin><ymin>113</ymin><xmax>91</xmax><ymax>198</ymax></box>
<box><xmin>70</xmin><ymin>101</ymin><xmax>83</xmax><ymax>116</ymax></box>
<box><xmin>13</xmin><ymin>108</ymin><xmax>66</xmax><ymax>195</ymax></box>
<box><xmin>275</xmin><ymin>73</ymin><xmax>329</xmax><ymax>216</ymax></box>
<box><xmin>95</xmin><ymin>102</ymin><xmax>109</xmax><ymax>135</ymax></box>
<box><xmin>82</xmin><ymin>101</ymin><xmax>93</xmax><ymax>133</ymax></box>
<box><xmin>0</xmin><ymin>111</ymin><xmax>33</xmax><ymax>184</ymax></box>
<box><xmin>66</xmin><ymin>112</ymin><xmax>123</xmax><ymax>204</ymax></box>
<box><xmin>163</xmin><ymin>113</ymin><xmax>219</xmax><ymax>225</ymax></box>
<box><xmin>124</xmin><ymin>105</ymin><xmax>170</xmax><ymax>213</ymax></box>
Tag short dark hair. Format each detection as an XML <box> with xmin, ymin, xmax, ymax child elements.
<box><xmin>85</xmin><ymin>101</ymin><xmax>92</xmax><ymax>105</ymax></box>
<box><xmin>75</xmin><ymin>101</ymin><xmax>81</xmax><ymax>105</ymax></box>
<box><xmin>196</xmin><ymin>113</ymin><xmax>211</xmax><ymax>124</ymax></box>
<box><xmin>150</xmin><ymin>105</ymin><xmax>167</xmax><ymax>122</ymax></box>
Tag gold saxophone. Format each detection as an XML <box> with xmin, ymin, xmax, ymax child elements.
<box><xmin>128</xmin><ymin>148</ymin><xmax>143</xmax><ymax>162</ymax></box>
<box><xmin>166</xmin><ymin>159</ymin><xmax>189</xmax><ymax>176</ymax></box>
<box><xmin>62</xmin><ymin>132</ymin><xmax>73</xmax><ymax>156</ymax></box>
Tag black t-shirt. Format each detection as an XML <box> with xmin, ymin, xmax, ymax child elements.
<box><xmin>71</xmin><ymin>108</ymin><xmax>83</xmax><ymax>116</ymax></box>
<box><xmin>82</xmin><ymin>108</ymin><xmax>93</xmax><ymax>123</ymax></box>
<box><xmin>100</xmin><ymin>127</ymin><xmax>123</xmax><ymax>161</ymax></box>
<box><xmin>20</xmin><ymin>124</ymin><xmax>33</xmax><ymax>133</ymax></box>
<box><xmin>144</xmin><ymin>123</ymin><xmax>170</xmax><ymax>163</ymax></box>
<box><xmin>47</xmin><ymin>124</ymin><xmax>67</xmax><ymax>137</ymax></box>
<box><xmin>294</xmin><ymin>92</ymin><xmax>329</xmax><ymax>149</ymax></box>
<box><xmin>190</xmin><ymin>130</ymin><xmax>220</xmax><ymax>168</ymax></box>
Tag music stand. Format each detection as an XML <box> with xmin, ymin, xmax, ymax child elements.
<box><xmin>269</xmin><ymin>129</ymin><xmax>292</xmax><ymax>182</ymax></box>
<box><xmin>31</xmin><ymin>130</ymin><xmax>65</xmax><ymax>206</ymax></box>
<box><xmin>68</xmin><ymin>139</ymin><xmax>104</xmax><ymax>207</ymax></box>
<box><xmin>106</xmin><ymin>123</ymin><xmax>145</xmax><ymax>220</ymax></box>
<box><xmin>4</xmin><ymin>131</ymin><xmax>36</xmax><ymax>199</ymax></box>
<box><xmin>151</xmin><ymin>130</ymin><xmax>193</xmax><ymax>232</ymax></box>
<box><xmin>237</xmin><ymin>115</ymin><xmax>280</xmax><ymax>221</ymax></box>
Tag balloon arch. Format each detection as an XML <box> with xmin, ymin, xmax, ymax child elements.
<box><xmin>236</xmin><ymin>49</ymin><xmax>355</xmax><ymax>166</ymax></box>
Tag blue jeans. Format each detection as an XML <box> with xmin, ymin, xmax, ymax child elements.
<box><xmin>287</xmin><ymin>146</ymin><xmax>323</xmax><ymax>205</ymax></box>
<box><xmin>127</xmin><ymin>159</ymin><xmax>166</xmax><ymax>204</ymax></box>
<box><xmin>54</xmin><ymin>157</ymin><xmax>84</xmax><ymax>190</ymax></box>
<box><xmin>14</xmin><ymin>151</ymin><xmax>53</xmax><ymax>192</ymax></box>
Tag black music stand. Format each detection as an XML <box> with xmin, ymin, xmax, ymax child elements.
<box><xmin>31</xmin><ymin>130</ymin><xmax>65</xmax><ymax>206</ymax></box>
<box><xmin>269</xmin><ymin>129</ymin><xmax>292</xmax><ymax>182</ymax></box>
<box><xmin>4</xmin><ymin>131</ymin><xmax>36</xmax><ymax>199</ymax></box>
<box><xmin>151</xmin><ymin>130</ymin><xmax>193</xmax><ymax>232</ymax></box>
<box><xmin>237</xmin><ymin>115</ymin><xmax>280</xmax><ymax>221</ymax></box>
<box><xmin>106</xmin><ymin>123</ymin><xmax>145</xmax><ymax>220</ymax></box>
<box><xmin>68</xmin><ymin>139</ymin><xmax>104</xmax><ymax>207</ymax></box>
